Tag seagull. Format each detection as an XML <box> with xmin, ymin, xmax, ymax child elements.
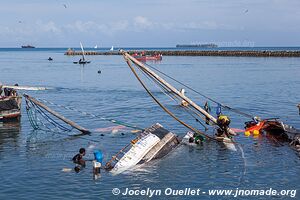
<box><xmin>244</xmin><ymin>9</ymin><xmax>249</xmax><ymax>13</ymax></box>
<box><xmin>18</xmin><ymin>21</ymin><xmax>22</xmax><ymax>23</ymax></box>
<box><xmin>63</xmin><ymin>4</ymin><xmax>67</xmax><ymax>8</ymax></box>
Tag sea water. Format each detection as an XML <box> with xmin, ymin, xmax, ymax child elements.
<box><xmin>0</xmin><ymin>48</ymin><xmax>299</xmax><ymax>199</ymax></box>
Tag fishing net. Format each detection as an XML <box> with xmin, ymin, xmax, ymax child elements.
<box><xmin>25</xmin><ymin>98</ymin><xmax>73</xmax><ymax>133</ymax></box>
<box><xmin>25</xmin><ymin>95</ymin><xmax>143</xmax><ymax>134</ymax></box>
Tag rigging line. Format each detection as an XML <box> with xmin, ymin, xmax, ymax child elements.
<box><xmin>35</xmin><ymin>97</ymin><xmax>144</xmax><ymax>130</ymax></box>
<box><xmin>138</xmin><ymin>66</ymin><xmax>209</xmax><ymax>130</ymax></box>
<box><xmin>124</xmin><ymin>55</ymin><xmax>216</xmax><ymax>140</ymax></box>
<box><xmin>182</xmin><ymin>106</ymin><xmax>209</xmax><ymax>130</ymax></box>
<box><xmin>144</xmin><ymin>62</ymin><xmax>254</xmax><ymax>119</ymax></box>
<box><xmin>138</xmin><ymin>65</ymin><xmax>183</xmax><ymax>105</ymax></box>
<box><xmin>137</xmin><ymin>61</ymin><xmax>218</xmax><ymax>129</ymax></box>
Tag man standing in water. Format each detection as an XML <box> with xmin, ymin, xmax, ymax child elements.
<box><xmin>72</xmin><ymin>148</ymin><xmax>86</xmax><ymax>172</ymax></box>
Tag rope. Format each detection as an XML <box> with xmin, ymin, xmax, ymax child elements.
<box><xmin>138</xmin><ymin>66</ymin><xmax>209</xmax><ymax>130</ymax></box>
<box><xmin>35</xmin><ymin>98</ymin><xmax>144</xmax><ymax>131</ymax></box>
<box><xmin>144</xmin><ymin>62</ymin><xmax>254</xmax><ymax>119</ymax></box>
<box><xmin>124</xmin><ymin>55</ymin><xmax>216</xmax><ymax>140</ymax></box>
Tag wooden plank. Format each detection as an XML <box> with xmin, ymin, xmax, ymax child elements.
<box><xmin>24</xmin><ymin>94</ymin><xmax>90</xmax><ymax>134</ymax></box>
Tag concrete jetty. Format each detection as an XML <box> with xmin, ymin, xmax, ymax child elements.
<box><xmin>64</xmin><ymin>49</ymin><xmax>300</xmax><ymax>57</ymax></box>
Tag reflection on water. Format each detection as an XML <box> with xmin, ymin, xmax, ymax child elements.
<box><xmin>0</xmin><ymin>121</ymin><xmax>21</xmax><ymax>150</ymax></box>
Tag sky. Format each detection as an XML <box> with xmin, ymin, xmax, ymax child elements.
<box><xmin>0</xmin><ymin>0</ymin><xmax>300</xmax><ymax>47</ymax></box>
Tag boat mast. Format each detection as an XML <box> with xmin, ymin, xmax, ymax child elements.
<box><xmin>121</xmin><ymin>50</ymin><xmax>236</xmax><ymax>135</ymax></box>
<box><xmin>80</xmin><ymin>42</ymin><xmax>86</xmax><ymax>61</ymax></box>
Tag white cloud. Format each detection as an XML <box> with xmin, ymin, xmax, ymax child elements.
<box><xmin>133</xmin><ymin>16</ymin><xmax>153</xmax><ymax>30</ymax></box>
<box><xmin>64</xmin><ymin>20</ymin><xmax>129</xmax><ymax>35</ymax></box>
<box><xmin>36</xmin><ymin>21</ymin><xmax>61</xmax><ymax>34</ymax></box>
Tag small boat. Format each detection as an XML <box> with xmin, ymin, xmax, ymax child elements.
<box><xmin>105</xmin><ymin>123</ymin><xmax>180</xmax><ymax>174</ymax></box>
<box><xmin>73</xmin><ymin>42</ymin><xmax>91</xmax><ymax>64</ymax></box>
<box><xmin>48</xmin><ymin>57</ymin><xmax>53</xmax><ymax>61</ymax></box>
<box><xmin>21</xmin><ymin>45</ymin><xmax>35</xmax><ymax>48</ymax></box>
<box><xmin>0</xmin><ymin>94</ymin><xmax>22</xmax><ymax>122</ymax></box>
<box><xmin>132</xmin><ymin>52</ymin><xmax>162</xmax><ymax>61</ymax></box>
<box><xmin>245</xmin><ymin>118</ymin><xmax>285</xmax><ymax>134</ymax></box>
<box><xmin>73</xmin><ymin>60</ymin><xmax>91</xmax><ymax>64</ymax></box>
<box><xmin>245</xmin><ymin>118</ymin><xmax>300</xmax><ymax>144</ymax></box>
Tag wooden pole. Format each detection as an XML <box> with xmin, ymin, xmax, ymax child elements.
<box><xmin>121</xmin><ymin>50</ymin><xmax>236</xmax><ymax>136</ymax></box>
<box><xmin>24</xmin><ymin>94</ymin><xmax>90</xmax><ymax>134</ymax></box>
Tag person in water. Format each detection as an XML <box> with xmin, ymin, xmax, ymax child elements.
<box><xmin>72</xmin><ymin>148</ymin><xmax>86</xmax><ymax>172</ymax></box>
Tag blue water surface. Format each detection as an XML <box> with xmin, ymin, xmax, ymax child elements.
<box><xmin>0</xmin><ymin>48</ymin><xmax>299</xmax><ymax>200</ymax></box>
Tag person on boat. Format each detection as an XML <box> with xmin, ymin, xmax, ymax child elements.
<box><xmin>4</xmin><ymin>88</ymin><xmax>12</xmax><ymax>96</ymax></box>
<box><xmin>216</xmin><ymin>115</ymin><xmax>231</xmax><ymax>137</ymax></box>
<box><xmin>72</xmin><ymin>148</ymin><xmax>86</xmax><ymax>172</ymax></box>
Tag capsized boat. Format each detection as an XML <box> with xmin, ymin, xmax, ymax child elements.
<box><xmin>105</xmin><ymin>123</ymin><xmax>180</xmax><ymax>175</ymax></box>
<box><xmin>121</xmin><ymin>50</ymin><xmax>237</xmax><ymax>150</ymax></box>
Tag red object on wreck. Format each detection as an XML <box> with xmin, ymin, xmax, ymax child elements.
<box><xmin>132</xmin><ymin>52</ymin><xmax>162</xmax><ymax>61</ymax></box>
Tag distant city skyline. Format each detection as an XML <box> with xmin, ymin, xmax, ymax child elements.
<box><xmin>0</xmin><ymin>0</ymin><xmax>300</xmax><ymax>47</ymax></box>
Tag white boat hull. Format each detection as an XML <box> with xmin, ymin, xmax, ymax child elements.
<box><xmin>111</xmin><ymin>133</ymin><xmax>160</xmax><ymax>175</ymax></box>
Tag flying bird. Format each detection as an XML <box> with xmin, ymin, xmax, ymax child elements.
<box><xmin>63</xmin><ymin>4</ymin><xmax>67</xmax><ymax>8</ymax></box>
<box><xmin>244</xmin><ymin>9</ymin><xmax>249</xmax><ymax>13</ymax></box>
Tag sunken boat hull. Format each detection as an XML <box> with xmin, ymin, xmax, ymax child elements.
<box><xmin>106</xmin><ymin>123</ymin><xmax>180</xmax><ymax>174</ymax></box>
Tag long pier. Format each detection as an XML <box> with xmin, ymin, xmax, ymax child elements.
<box><xmin>65</xmin><ymin>50</ymin><xmax>300</xmax><ymax>57</ymax></box>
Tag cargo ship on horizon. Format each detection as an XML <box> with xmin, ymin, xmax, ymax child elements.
<box><xmin>176</xmin><ymin>43</ymin><xmax>218</xmax><ymax>48</ymax></box>
<box><xmin>21</xmin><ymin>45</ymin><xmax>35</xmax><ymax>48</ymax></box>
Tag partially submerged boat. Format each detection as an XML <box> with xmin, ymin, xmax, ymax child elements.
<box><xmin>121</xmin><ymin>50</ymin><xmax>237</xmax><ymax>150</ymax></box>
<box><xmin>105</xmin><ymin>123</ymin><xmax>180</xmax><ymax>174</ymax></box>
<box><xmin>245</xmin><ymin>118</ymin><xmax>300</xmax><ymax>150</ymax></box>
